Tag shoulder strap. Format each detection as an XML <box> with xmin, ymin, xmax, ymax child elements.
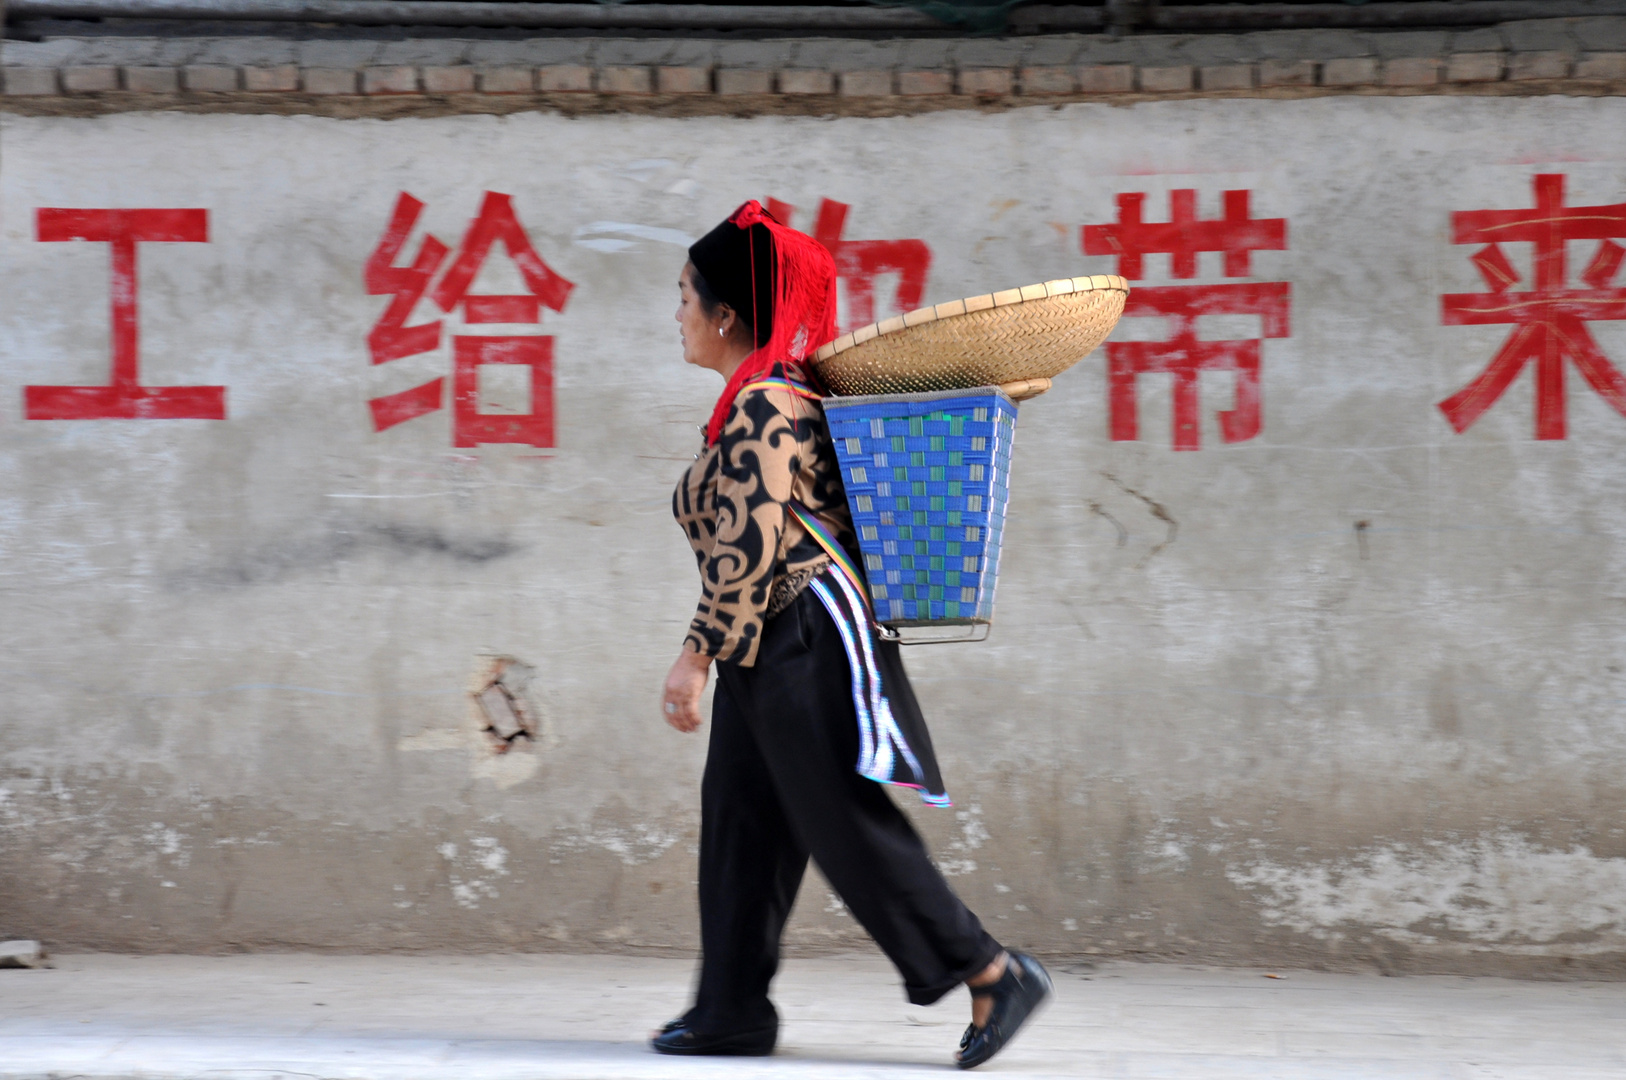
<box><xmin>788</xmin><ymin>501</ymin><xmax>872</xmax><ymax>615</ymax></box>
<box><xmin>738</xmin><ymin>374</ymin><xmax>823</xmax><ymax>403</ymax></box>
<box><xmin>757</xmin><ymin>380</ymin><xmax>888</xmax><ymax>632</ymax></box>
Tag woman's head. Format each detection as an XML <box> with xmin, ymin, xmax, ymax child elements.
<box><xmin>676</xmin><ymin>261</ymin><xmax>756</xmax><ymax>374</ymax></box>
<box><xmin>681</xmin><ymin>201</ymin><xmax>840</xmax><ymax>444</ymax></box>
<box><xmin>686</xmin><ymin>214</ymin><xmax>777</xmax><ymax>345</ymax></box>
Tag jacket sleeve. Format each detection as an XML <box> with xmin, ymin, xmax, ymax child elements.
<box><xmin>684</xmin><ymin>386</ymin><xmax>803</xmax><ymax>667</ymax></box>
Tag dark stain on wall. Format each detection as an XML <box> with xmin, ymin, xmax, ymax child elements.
<box><xmin>171</xmin><ymin>521</ymin><xmax>521</xmax><ymax>589</ymax></box>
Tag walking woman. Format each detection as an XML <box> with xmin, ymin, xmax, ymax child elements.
<box><xmin>656</xmin><ymin>201</ymin><xmax>1050</xmax><ymax>1069</ymax></box>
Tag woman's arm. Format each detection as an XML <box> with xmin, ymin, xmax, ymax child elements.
<box><xmin>661</xmin><ymin>387</ymin><xmax>804</xmax><ymax>731</ymax></box>
<box><xmin>662</xmin><ymin>649</ymin><xmax>711</xmax><ymax>733</ymax></box>
<box><xmin>682</xmin><ymin>387</ymin><xmax>801</xmax><ymax>668</ymax></box>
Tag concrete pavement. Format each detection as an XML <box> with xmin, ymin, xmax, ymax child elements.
<box><xmin>3</xmin><ymin>953</ymin><xmax>1625</xmax><ymax>1079</ymax></box>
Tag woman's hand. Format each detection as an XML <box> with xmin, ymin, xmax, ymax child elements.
<box><xmin>663</xmin><ymin>649</ymin><xmax>712</xmax><ymax>733</ymax></box>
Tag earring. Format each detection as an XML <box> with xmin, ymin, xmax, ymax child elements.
<box><xmin>718</xmin><ymin>327</ymin><xmax>726</xmax><ymax>337</ymax></box>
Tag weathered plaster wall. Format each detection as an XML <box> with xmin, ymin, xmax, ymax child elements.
<box><xmin>3</xmin><ymin>95</ymin><xmax>1626</xmax><ymax>975</ymax></box>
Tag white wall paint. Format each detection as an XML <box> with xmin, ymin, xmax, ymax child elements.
<box><xmin>3</xmin><ymin>96</ymin><xmax>1626</xmax><ymax>968</ymax></box>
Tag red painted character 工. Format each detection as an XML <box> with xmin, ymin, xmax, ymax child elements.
<box><xmin>25</xmin><ymin>208</ymin><xmax>225</xmax><ymax>421</ymax></box>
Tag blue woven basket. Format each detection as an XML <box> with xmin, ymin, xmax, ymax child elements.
<box><xmin>824</xmin><ymin>387</ymin><xmax>1018</xmax><ymax>643</ymax></box>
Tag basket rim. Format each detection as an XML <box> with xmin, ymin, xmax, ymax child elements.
<box><xmin>822</xmin><ymin>384</ymin><xmax>1018</xmax><ymax>409</ymax></box>
<box><xmin>812</xmin><ymin>274</ymin><xmax>1130</xmax><ymax>364</ymax></box>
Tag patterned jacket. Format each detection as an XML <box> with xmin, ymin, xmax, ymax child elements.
<box><xmin>673</xmin><ymin>365</ymin><xmax>856</xmax><ymax>667</ymax></box>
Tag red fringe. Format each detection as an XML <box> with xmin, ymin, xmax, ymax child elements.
<box><xmin>704</xmin><ymin>201</ymin><xmax>839</xmax><ymax>446</ymax></box>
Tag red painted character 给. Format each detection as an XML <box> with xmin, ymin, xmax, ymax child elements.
<box><xmin>366</xmin><ymin>191</ymin><xmax>573</xmax><ymax>448</ymax></box>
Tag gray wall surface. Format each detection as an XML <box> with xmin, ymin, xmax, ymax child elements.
<box><xmin>3</xmin><ymin>95</ymin><xmax>1626</xmax><ymax>976</ymax></box>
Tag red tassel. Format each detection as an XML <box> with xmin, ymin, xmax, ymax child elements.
<box><xmin>705</xmin><ymin>201</ymin><xmax>839</xmax><ymax>445</ymax></box>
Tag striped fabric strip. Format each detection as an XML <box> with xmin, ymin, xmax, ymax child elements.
<box><xmin>748</xmin><ymin>372</ymin><xmax>950</xmax><ymax>807</ymax></box>
<box><xmin>739</xmin><ymin>376</ymin><xmax>824</xmax><ymax>402</ymax></box>
<box><xmin>787</xmin><ymin>501</ymin><xmax>870</xmax><ymax>613</ymax></box>
<box><xmin>808</xmin><ymin>566</ymin><xmax>950</xmax><ymax>808</ymax></box>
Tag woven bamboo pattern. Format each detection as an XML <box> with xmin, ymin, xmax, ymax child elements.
<box><xmin>813</xmin><ymin>275</ymin><xmax>1129</xmax><ymax>397</ymax></box>
<box><xmin>825</xmin><ymin>389</ymin><xmax>1017</xmax><ymax>633</ymax></box>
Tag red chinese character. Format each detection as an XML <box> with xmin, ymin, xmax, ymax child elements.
<box><xmin>767</xmin><ymin>197</ymin><xmax>930</xmax><ymax>332</ymax></box>
<box><xmin>365</xmin><ymin>192</ymin><xmax>573</xmax><ymax>448</ymax></box>
<box><xmin>1439</xmin><ymin>174</ymin><xmax>1626</xmax><ymax>440</ymax></box>
<box><xmin>451</xmin><ymin>337</ymin><xmax>554</xmax><ymax>449</ymax></box>
<box><xmin>364</xmin><ymin>193</ymin><xmax>446</xmax><ymax>367</ymax></box>
<box><xmin>1084</xmin><ymin>190</ymin><xmax>1289</xmax><ymax>450</ymax></box>
<box><xmin>25</xmin><ymin>209</ymin><xmax>225</xmax><ymax>421</ymax></box>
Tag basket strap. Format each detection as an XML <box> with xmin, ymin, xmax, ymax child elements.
<box><xmin>788</xmin><ymin>501</ymin><xmax>872</xmax><ymax>616</ymax></box>
<box><xmin>754</xmin><ymin>377</ymin><xmax>895</xmax><ymax>640</ymax></box>
<box><xmin>738</xmin><ymin>375</ymin><xmax>823</xmax><ymax>402</ymax></box>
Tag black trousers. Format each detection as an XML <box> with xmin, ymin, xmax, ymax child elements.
<box><xmin>686</xmin><ymin>585</ymin><xmax>1001</xmax><ymax>1034</ymax></box>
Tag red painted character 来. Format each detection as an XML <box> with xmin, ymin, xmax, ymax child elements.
<box><xmin>1439</xmin><ymin>173</ymin><xmax>1626</xmax><ymax>440</ymax></box>
<box><xmin>365</xmin><ymin>191</ymin><xmax>573</xmax><ymax>448</ymax></box>
<box><xmin>25</xmin><ymin>208</ymin><xmax>226</xmax><ymax>421</ymax></box>
<box><xmin>1084</xmin><ymin>190</ymin><xmax>1290</xmax><ymax>451</ymax></box>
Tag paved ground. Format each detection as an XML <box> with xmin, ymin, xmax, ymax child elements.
<box><xmin>3</xmin><ymin>952</ymin><xmax>1626</xmax><ymax>1079</ymax></box>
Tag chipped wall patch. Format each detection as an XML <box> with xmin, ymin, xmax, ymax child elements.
<box><xmin>1228</xmin><ymin>834</ymin><xmax>1626</xmax><ymax>955</ymax></box>
<box><xmin>937</xmin><ymin>803</ymin><xmax>987</xmax><ymax>876</ymax></box>
<box><xmin>396</xmin><ymin>653</ymin><xmax>555</xmax><ymax>789</ymax></box>
<box><xmin>474</xmin><ymin>657</ymin><xmax>540</xmax><ymax>754</ymax></box>
<box><xmin>437</xmin><ymin>835</ymin><xmax>511</xmax><ymax>910</ymax></box>
<box><xmin>553</xmin><ymin>822</ymin><xmax>678</xmax><ymax>867</ymax></box>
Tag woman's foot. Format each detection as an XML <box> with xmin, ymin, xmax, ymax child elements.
<box><xmin>966</xmin><ymin>953</ymin><xmax>1008</xmax><ymax>1030</ymax></box>
<box><xmin>650</xmin><ymin>1019</ymin><xmax>777</xmax><ymax>1056</ymax></box>
<box><xmin>954</xmin><ymin>951</ymin><xmax>1052</xmax><ymax>1069</ymax></box>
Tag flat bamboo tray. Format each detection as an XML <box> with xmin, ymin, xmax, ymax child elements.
<box><xmin>813</xmin><ymin>275</ymin><xmax>1129</xmax><ymax>400</ymax></box>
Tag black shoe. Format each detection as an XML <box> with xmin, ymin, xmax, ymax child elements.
<box><xmin>650</xmin><ymin>1020</ymin><xmax>777</xmax><ymax>1056</ymax></box>
<box><xmin>955</xmin><ymin>951</ymin><xmax>1052</xmax><ymax>1069</ymax></box>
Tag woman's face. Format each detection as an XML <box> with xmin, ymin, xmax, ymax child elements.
<box><xmin>677</xmin><ymin>262</ymin><xmax>735</xmax><ymax>373</ymax></box>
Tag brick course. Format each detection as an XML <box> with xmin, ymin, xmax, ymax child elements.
<box><xmin>361</xmin><ymin>66</ymin><xmax>417</xmax><ymax>94</ymax></box>
<box><xmin>657</xmin><ymin>66</ymin><xmax>710</xmax><ymax>94</ymax></box>
<box><xmin>1077</xmin><ymin>64</ymin><xmax>1134</xmax><ymax>93</ymax></box>
<box><xmin>477</xmin><ymin>66</ymin><xmax>534</xmax><ymax>93</ymax></box>
<box><xmin>536</xmin><ymin>65</ymin><xmax>592</xmax><ymax>92</ymax></box>
<box><xmin>302</xmin><ymin>68</ymin><xmax>358</xmax><ymax>95</ymax></box>
<box><xmin>597</xmin><ymin>66</ymin><xmax>653</xmax><ymax>94</ymax></box>
<box><xmin>898</xmin><ymin>70</ymin><xmax>951</xmax><ymax>96</ymax></box>
<box><xmin>716</xmin><ymin>69</ymin><xmax>772</xmax><ymax>95</ymax></box>
<box><xmin>1382</xmin><ymin>56</ymin><xmax>1440</xmax><ymax>86</ymax></box>
<box><xmin>1577</xmin><ymin>53</ymin><xmax>1626</xmax><ymax>80</ymax></box>
<box><xmin>1139</xmin><ymin>65</ymin><xmax>1194</xmax><ymax>93</ymax></box>
<box><xmin>779</xmin><ymin>69</ymin><xmax>834</xmax><ymax>95</ymax></box>
<box><xmin>123</xmin><ymin>66</ymin><xmax>179</xmax><ymax>93</ymax></box>
<box><xmin>1019</xmin><ymin>66</ymin><xmax>1074</xmax><ymax>94</ymax></box>
<box><xmin>1509</xmin><ymin>51</ymin><xmax>1572</xmax><ymax>81</ymax></box>
<box><xmin>1324</xmin><ymin>57</ymin><xmax>1381</xmax><ymax>86</ymax></box>
<box><xmin>1445</xmin><ymin>52</ymin><xmax>1504</xmax><ymax>83</ymax></box>
<box><xmin>3</xmin><ymin>67</ymin><xmax>58</xmax><ymax>95</ymax></box>
<box><xmin>422</xmin><ymin>66</ymin><xmax>476</xmax><ymax>93</ymax></box>
<box><xmin>958</xmin><ymin>68</ymin><xmax>1013</xmax><ymax>96</ymax></box>
<box><xmin>1200</xmin><ymin>64</ymin><xmax>1253</xmax><ymax>91</ymax></box>
<box><xmin>62</xmin><ymin>65</ymin><xmax>118</xmax><ymax>92</ymax></box>
<box><xmin>838</xmin><ymin>70</ymin><xmax>893</xmax><ymax>96</ymax></box>
<box><xmin>243</xmin><ymin>65</ymin><xmax>298</xmax><ymax>92</ymax></box>
<box><xmin>2</xmin><ymin>24</ymin><xmax>1625</xmax><ymax>106</ymax></box>
<box><xmin>1259</xmin><ymin>59</ymin><xmax>1316</xmax><ymax>87</ymax></box>
<box><xmin>183</xmin><ymin>64</ymin><xmax>239</xmax><ymax>92</ymax></box>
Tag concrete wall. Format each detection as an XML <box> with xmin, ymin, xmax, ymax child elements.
<box><xmin>3</xmin><ymin>94</ymin><xmax>1626</xmax><ymax>976</ymax></box>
